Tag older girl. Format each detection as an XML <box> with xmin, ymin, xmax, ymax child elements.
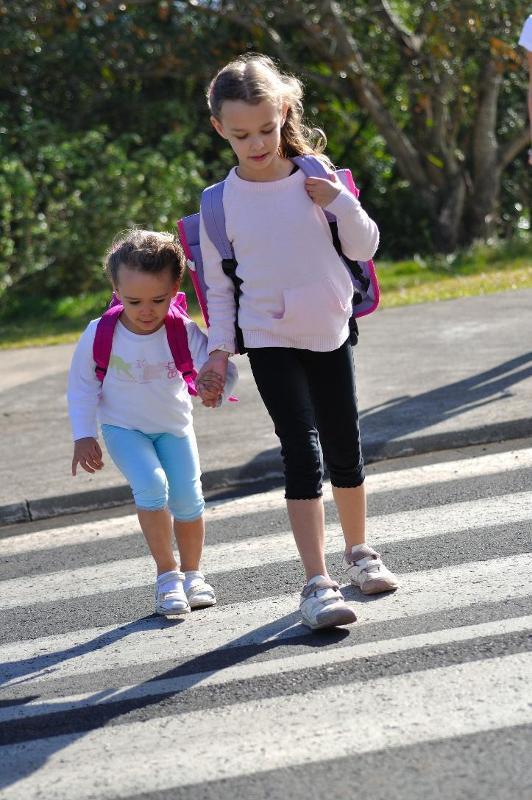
<box><xmin>197</xmin><ymin>54</ymin><xmax>398</xmax><ymax>631</ymax></box>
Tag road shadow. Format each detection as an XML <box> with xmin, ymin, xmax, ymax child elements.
<box><xmin>219</xmin><ymin>352</ymin><xmax>532</xmax><ymax>487</ymax></box>
<box><xmin>359</xmin><ymin>352</ymin><xmax>532</xmax><ymax>451</ymax></box>
<box><xmin>0</xmin><ymin>600</ymin><xmax>355</xmax><ymax>790</ymax></box>
<box><xmin>2</xmin><ymin>352</ymin><xmax>532</xmax><ymax>788</ymax></box>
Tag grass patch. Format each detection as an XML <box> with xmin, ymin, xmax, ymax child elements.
<box><xmin>0</xmin><ymin>282</ymin><xmax>204</xmax><ymax>350</ymax></box>
<box><xmin>375</xmin><ymin>238</ymin><xmax>532</xmax><ymax>307</ymax></box>
<box><xmin>380</xmin><ymin>265</ymin><xmax>532</xmax><ymax>307</ymax></box>
<box><xmin>1</xmin><ymin>238</ymin><xmax>530</xmax><ymax>350</ymax></box>
<box><xmin>377</xmin><ymin>241</ymin><xmax>532</xmax><ymax>307</ymax></box>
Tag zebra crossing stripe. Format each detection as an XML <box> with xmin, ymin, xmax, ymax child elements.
<box><xmin>1</xmin><ymin>653</ymin><xmax>530</xmax><ymax>799</ymax></box>
<box><xmin>1</xmin><ymin>443</ymin><xmax>531</xmax><ymax>800</ymax></box>
<box><xmin>1</xmin><ymin>489</ymin><xmax>531</xmax><ymax>610</ymax></box>
<box><xmin>2</xmin><ymin>446</ymin><xmax>530</xmax><ymax>557</ymax></box>
<box><xmin>0</xmin><ymin>614</ymin><xmax>530</xmax><ymax>724</ymax></box>
<box><xmin>206</xmin><ymin>445</ymin><xmax>532</xmax><ymax>521</ymax></box>
<box><xmin>1</xmin><ymin>552</ymin><xmax>531</xmax><ymax>687</ymax></box>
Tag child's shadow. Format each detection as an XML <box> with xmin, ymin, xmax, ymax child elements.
<box><xmin>0</xmin><ymin>615</ymin><xmax>165</xmax><ymax>690</ymax></box>
<box><xmin>1</xmin><ymin>606</ymin><xmax>351</xmax><ymax>790</ymax></box>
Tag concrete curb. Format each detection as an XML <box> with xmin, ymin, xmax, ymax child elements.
<box><xmin>2</xmin><ymin>416</ymin><xmax>531</xmax><ymax>529</ymax></box>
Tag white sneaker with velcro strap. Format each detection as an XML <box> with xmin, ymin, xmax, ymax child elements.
<box><xmin>300</xmin><ymin>575</ymin><xmax>357</xmax><ymax>630</ymax></box>
<box><xmin>184</xmin><ymin>570</ymin><xmax>217</xmax><ymax>609</ymax></box>
<box><xmin>155</xmin><ymin>570</ymin><xmax>190</xmax><ymax>617</ymax></box>
<box><xmin>342</xmin><ymin>544</ymin><xmax>399</xmax><ymax>595</ymax></box>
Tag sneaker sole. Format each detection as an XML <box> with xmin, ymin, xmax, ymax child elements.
<box><xmin>303</xmin><ymin>605</ymin><xmax>357</xmax><ymax>631</ymax></box>
<box><xmin>357</xmin><ymin>579</ymin><xmax>399</xmax><ymax>595</ymax></box>
<box><xmin>189</xmin><ymin>597</ymin><xmax>217</xmax><ymax>610</ymax></box>
<box><xmin>156</xmin><ymin>605</ymin><xmax>191</xmax><ymax>618</ymax></box>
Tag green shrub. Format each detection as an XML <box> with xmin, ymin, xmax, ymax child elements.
<box><xmin>0</xmin><ymin>123</ymin><xmax>205</xmax><ymax>308</ymax></box>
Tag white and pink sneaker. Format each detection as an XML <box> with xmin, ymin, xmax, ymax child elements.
<box><xmin>300</xmin><ymin>575</ymin><xmax>357</xmax><ymax>630</ymax></box>
<box><xmin>342</xmin><ymin>544</ymin><xmax>399</xmax><ymax>595</ymax></box>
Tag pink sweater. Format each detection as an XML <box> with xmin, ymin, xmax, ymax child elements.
<box><xmin>200</xmin><ymin>166</ymin><xmax>379</xmax><ymax>353</ymax></box>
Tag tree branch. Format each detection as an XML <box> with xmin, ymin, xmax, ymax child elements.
<box><xmin>499</xmin><ymin>127</ymin><xmax>530</xmax><ymax>169</ymax></box>
<box><xmin>373</xmin><ymin>0</ymin><xmax>423</xmax><ymax>55</ymax></box>
<box><xmin>305</xmin><ymin>0</ymin><xmax>433</xmax><ymax>196</ymax></box>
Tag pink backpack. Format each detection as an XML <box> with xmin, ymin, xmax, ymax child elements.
<box><xmin>92</xmin><ymin>291</ymin><xmax>198</xmax><ymax>396</ymax></box>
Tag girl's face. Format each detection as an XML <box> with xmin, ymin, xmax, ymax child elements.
<box><xmin>211</xmin><ymin>99</ymin><xmax>287</xmax><ymax>181</ymax></box>
<box><xmin>114</xmin><ymin>265</ymin><xmax>179</xmax><ymax>335</ymax></box>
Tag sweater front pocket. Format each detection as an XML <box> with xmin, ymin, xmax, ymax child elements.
<box><xmin>277</xmin><ymin>277</ymin><xmax>351</xmax><ymax>338</ymax></box>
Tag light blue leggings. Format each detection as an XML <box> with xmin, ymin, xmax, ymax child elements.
<box><xmin>101</xmin><ymin>425</ymin><xmax>205</xmax><ymax>521</ymax></box>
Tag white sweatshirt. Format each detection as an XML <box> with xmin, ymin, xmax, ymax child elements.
<box><xmin>67</xmin><ymin>317</ymin><xmax>238</xmax><ymax>441</ymax></box>
<box><xmin>200</xmin><ymin>166</ymin><xmax>379</xmax><ymax>353</ymax></box>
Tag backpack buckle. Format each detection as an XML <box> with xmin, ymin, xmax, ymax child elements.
<box><xmin>221</xmin><ymin>257</ymin><xmax>238</xmax><ymax>277</ymax></box>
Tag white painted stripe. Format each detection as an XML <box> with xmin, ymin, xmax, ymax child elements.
<box><xmin>1</xmin><ymin>553</ymin><xmax>531</xmax><ymax>687</ymax></box>
<box><xmin>206</xmin><ymin>446</ymin><xmax>532</xmax><ymax>520</ymax></box>
<box><xmin>0</xmin><ymin>514</ymin><xmax>142</xmax><ymax>558</ymax></box>
<box><xmin>1</xmin><ymin>489</ymin><xmax>531</xmax><ymax>610</ymax></box>
<box><xmin>2</xmin><ymin>446</ymin><xmax>530</xmax><ymax>557</ymax></box>
<box><xmin>1</xmin><ymin>653</ymin><xmax>531</xmax><ymax>799</ymax></box>
<box><xmin>1</xmin><ymin>614</ymin><xmax>530</xmax><ymax>724</ymax></box>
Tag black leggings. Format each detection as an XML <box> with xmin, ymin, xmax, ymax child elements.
<box><xmin>247</xmin><ymin>339</ymin><xmax>365</xmax><ymax>499</ymax></box>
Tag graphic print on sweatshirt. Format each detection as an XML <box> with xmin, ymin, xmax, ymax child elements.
<box><xmin>109</xmin><ymin>354</ymin><xmax>179</xmax><ymax>384</ymax></box>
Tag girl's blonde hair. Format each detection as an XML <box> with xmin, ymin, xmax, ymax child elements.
<box><xmin>207</xmin><ymin>53</ymin><xmax>328</xmax><ymax>160</ymax></box>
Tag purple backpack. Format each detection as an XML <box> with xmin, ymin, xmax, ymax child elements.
<box><xmin>177</xmin><ymin>155</ymin><xmax>380</xmax><ymax>353</ymax></box>
<box><xmin>92</xmin><ymin>291</ymin><xmax>198</xmax><ymax>396</ymax></box>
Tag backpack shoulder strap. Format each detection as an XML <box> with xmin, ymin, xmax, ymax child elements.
<box><xmin>200</xmin><ymin>180</ymin><xmax>234</xmax><ymax>261</ymax></box>
<box><xmin>93</xmin><ymin>303</ymin><xmax>123</xmax><ymax>383</ymax></box>
<box><xmin>200</xmin><ymin>178</ymin><xmax>246</xmax><ymax>353</ymax></box>
<box><xmin>291</xmin><ymin>155</ymin><xmax>341</xmax><ymax>224</ymax></box>
<box><xmin>165</xmin><ymin>301</ymin><xmax>198</xmax><ymax>397</ymax></box>
<box><xmin>291</xmin><ymin>154</ymin><xmax>330</xmax><ymax>179</ymax></box>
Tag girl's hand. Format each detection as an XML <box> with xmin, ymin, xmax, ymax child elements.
<box><xmin>72</xmin><ymin>437</ymin><xmax>104</xmax><ymax>476</ymax></box>
<box><xmin>196</xmin><ymin>369</ymin><xmax>224</xmax><ymax>407</ymax></box>
<box><xmin>305</xmin><ymin>174</ymin><xmax>341</xmax><ymax>208</ymax></box>
<box><xmin>196</xmin><ymin>351</ymin><xmax>229</xmax><ymax>408</ymax></box>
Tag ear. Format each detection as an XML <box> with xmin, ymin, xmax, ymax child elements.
<box><xmin>210</xmin><ymin>115</ymin><xmax>227</xmax><ymax>140</ymax></box>
<box><xmin>281</xmin><ymin>102</ymin><xmax>289</xmax><ymax>126</ymax></box>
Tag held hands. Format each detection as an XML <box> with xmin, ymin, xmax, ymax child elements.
<box><xmin>305</xmin><ymin>174</ymin><xmax>341</xmax><ymax>208</ymax></box>
<box><xmin>196</xmin><ymin>369</ymin><xmax>225</xmax><ymax>407</ymax></box>
<box><xmin>72</xmin><ymin>437</ymin><xmax>104</xmax><ymax>476</ymax></box>
<box><xmin>196</xmin><ymin>351</ymin><xmax>229</xmax><ymax>408</ymax></box>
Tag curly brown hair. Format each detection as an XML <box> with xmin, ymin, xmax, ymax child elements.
<box><xmin>104</xmin><ymin>229</ymin><xmax>185</xmax><ymax>286</ymax></box>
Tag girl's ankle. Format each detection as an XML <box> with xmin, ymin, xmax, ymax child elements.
<box><xmin>156</xmin><ymin>564</ymin><xmax>179</xmax><ymax>577</ymax></box>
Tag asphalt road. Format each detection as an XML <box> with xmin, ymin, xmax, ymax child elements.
<box><xmin>2</xmin><ymin>289</ymin><xmax>532</xmax><ymax>523</ymax></box>
<box><xmin>1</xmin><ymin>439</ymin><xmax>531</xmax><ymax>800</ymax></box>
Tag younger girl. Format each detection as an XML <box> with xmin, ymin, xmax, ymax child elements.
<box><xmin>68</xmin><ymin>229</ymin><xmax>237</xmax><ymax>618</ymax></box>
<box><xmin>197</xmin><ymin>54</ymin><xmax>398</xmax><ymax>630</ymax></box>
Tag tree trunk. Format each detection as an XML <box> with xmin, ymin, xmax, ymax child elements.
<box><xmin>466</xmin><ymin>59</ymin><xmax>503</xmax><ymax>242</ymax></box>
<box><xmin>434</xmin><ymin>173</ymin><xmax>467</xmax><ymax>252</ymax></box>
<box><xmin>466</xmin><ymin>166</ymin><xmax>502</xmax><ymax>243</ymax></box>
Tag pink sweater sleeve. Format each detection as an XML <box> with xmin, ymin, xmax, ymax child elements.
<box><xmin>325</xmin><ymin>185</ymin><xmax>380</xmax><ymax>262</ymax></box>
<box><xmin>199</xmin><ymin>211</ymin><xmax>237</xmax><ymax>355</ymax></box>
